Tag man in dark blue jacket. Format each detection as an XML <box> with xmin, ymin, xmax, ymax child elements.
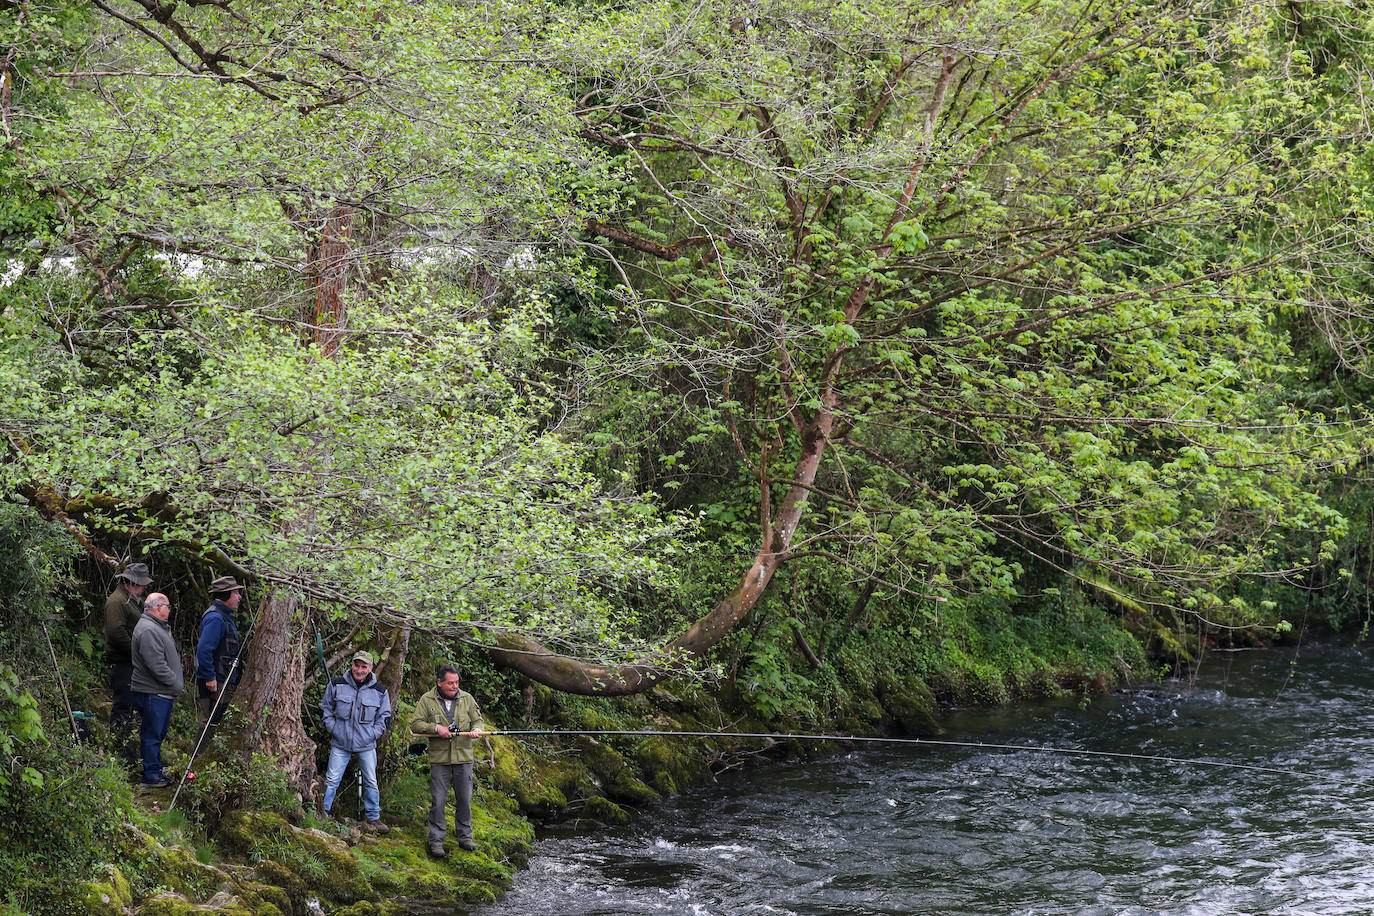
<box><xmin>321</xmin><ymin>650</ymin><xmax>392</xmax><ymax>832</ymax></box>
<box><xmin>195</xmin><ymin>575</ymin><xmax>244</xmax><ymax>743</ymax></box>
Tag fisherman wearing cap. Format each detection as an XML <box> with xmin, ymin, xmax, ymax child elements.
<box><xmin>409</xmin><ymin>664</ymin><xmax>485</xmax><ymax>856</ymax></box>
<box><xmin>104</xmin><ymin>562</ymin><xmax>151</xmax><ymax>768</ymax></box>
<box><xmin>195</xmin><ymin>575</ymin><xmax>245</xmax><ymax>742</ymax></box>
<box><xmin>320</xmin><ymin>649</ymin><xmax>392</xmax><ymax>832</ymax></box>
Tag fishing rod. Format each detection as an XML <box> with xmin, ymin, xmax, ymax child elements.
<box><xmin>484</xmin><ymin>729</ymin><xmax>1306</xmax><ymax>780</ymax></box>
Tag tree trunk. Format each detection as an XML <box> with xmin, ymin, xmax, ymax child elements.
<box><xmin>310</xmin><ymin>205</ymin><xmax>354</xmax><ymax>357</ymax></box>
<box><xmin>229</xmin><ymin>204</ymin><xmax>355</xmax><ymax>794</ymax></box>
<box><xmin>489</xmin><ymin>416</ymin><xmax>835</xmax><ymax>694</ymax></box>
<box><xmin>374</xmin><ymin>623</ymin><xmax>410</xmax><ymax>706</ymax></box>
<box><xmin>235</xmin><ymin>588</ymin><xmax>318</xmax><ymax>797</ymax></box>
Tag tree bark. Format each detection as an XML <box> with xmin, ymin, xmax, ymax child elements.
<box><xmin>234</xmin><ymin>588</ymin><xmax>318</xmax><ymax>796</ymax></box>
<box><xmin>310</xmin><ymin>205</ymin><xmax>354</xmax><ymax>357</ymax></box>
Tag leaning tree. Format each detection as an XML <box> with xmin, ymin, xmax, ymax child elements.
<box><xmin>488</xmin><ymin>0</ymin><xmax>1369</xmax><ymax>690</ymax></box>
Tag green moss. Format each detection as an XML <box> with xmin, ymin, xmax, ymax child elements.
<box><xmin>231</xmin><ymin>880</ymin><xmax>292</xmax><ymax>916</ymax></box>
<box><xmin>132</xmin><ymin>892</ymin><xmax>266</xmax><ymax>916</ymax></box>
<box><xmin>580</xmin><ymin>796</ymin><xmax>630</xmax><ymax>824</ymax></box>
<box><xmin>251</xmin><ymin>861</ymin><xmax>307</xmax><ymax>912</ymax></box>
<box><xmin>605</xmin><ymin>771</ymin><xmax>659</xmax><ymax>807</ymax></box>
<box><xmin>77</xmin><ymin>865</ymin><xmax>132</xmax><ymax>916</ymax></box>
<box><xmin>216</xmin><ymin>810</ymin><xmax>374</xmax><ymax>906</ymax></box>
<box><xmin>150</xmin><ymin>844</ymin><xmax>223</xmax><ymax>899</ymax></box>
<box><xmin>876</xmin><ymin>677</ymin><xmax>942</xmax><ymax>737</ymax></box>
<box><xmin>489</xmin><ymin>737</ymin><xmax>589</xmax><ymax>818</ymax></box>
<box><xmin>489</xmin><ymin>736</ymin><xmax>525</xmax><ymax>793</ymax></box>
<box><xmin>636</xmin><ymin>735</ymin><xmax>710</xmax><ymax>796</ymax></box>
<box><xmin>575</xmin><ymin>707</ymin><xmax>623</xmax><ymax>732</ymax></box>
<box><xmin>352</xmin><ymin>831</ymin><xmax>505</xmax><ymax>905</ymax></box>
<box><xmin>574</xmin><ymin>736</ymin><xmax>626</xmax><ymax>780</ymax></box>
<box><xmin>329</xmin><ymin>904</ymin><xmax>382</xmax><ymax>916</ymax></box>
<box><xmin>347</xmin><ymin>780</ymin><xmax>534</xmax><ymax>908</ymax></box>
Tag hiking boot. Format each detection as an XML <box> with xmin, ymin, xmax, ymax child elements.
<box><xmin>458</xmin><ymin>838</ymin><xmax>476</xmax><ymax>851</ymax></box>
<box><xmin>364</xmin><ymin>819</ymin><xmax>390</xmax><ymax>834</ymax></box>
<box><xmin>140</xmin><ymin>775</ymin><xmax>174</xmax><ymax>789</ymax></box>
<box><xmin>428</xmin><ymin>842</ymin><xmax>446</xmax><ymax>858</ymax></box>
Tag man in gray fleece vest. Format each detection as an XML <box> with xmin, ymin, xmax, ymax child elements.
<box><xmin>131</xmin><ymin>592</ymin><xmax>184</xmax><ymax>788</ymax></box>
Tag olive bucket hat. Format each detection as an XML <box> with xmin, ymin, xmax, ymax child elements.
<box><xmin>116</xmin><ymin>562</ymin><xmax>152</xmax><ymax>586</ymax></box>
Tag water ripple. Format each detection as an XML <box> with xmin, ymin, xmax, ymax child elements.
<box><xmin>465</xmin><ymin>644</ymin><xmax>1374</xmax><ymax>916</ymax></box>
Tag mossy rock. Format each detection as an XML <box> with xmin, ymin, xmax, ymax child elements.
<box><xmin>574</xmin><ymin>736</ymin><xmax>627</xmax><ymax>781</ymax></box>
<box><xmin>216</xmin><ymin>810</ymin><xmax>374</xmax><ymax>906</ymax></box>
<box><xmin>488</xmin><ymin>736</ymin><xmax>525</xmax><ymax>794</ymax></box>
<box><xmin>575</xmin><ymin>707</ymin><xmax>623</xmax><ymax>732</ymax></box>
<box><xmin>876</xmin><ymin>677</ymin><xmax>943</xmax><ymax>736</ymax></box>
<box><xmin>151</xmin><ymin>844</ymin><xmax>223</xmax><ymax>900</ymax></box>
<box><xmin>579</xmin><ymin>795</ymin><xmax>631</xmax><ymax>824</ymax></box>
<box><xmin>345</xmin><ymin>780</ymin><xmax>533</xmax><ymax>909</ymax></box>
<box><xmin>252</xmin><ymin>860</ymin><xmax>308</xmax><ymax>911</ymax></box>
<box><xmin>352</xmin><ymin>828</ymin><xmax>508</xmax><ymax>906</ymax></box>
<box><xmin>605</xmin><ymin>771</ymin><xmax>659</xmax><ymax>807</ymax></box>
<box><xmin>133</xmin><ymin>891</ymin><xmax>267</xmax><ymax>915</ymax></box>
<box><xmin>329</xmin><ymin>903</ymin><xmax>383</xmax><ymax>916</ymax></box>
<box><xmin>78</xmin><ymin>865</ymin><xmax>133</xmax><ymax>915</ymax></box>
<box><xmin>231</xmin><ymin>879</ymin><xmax>293</xmax><ymax>916</ymax></box>
<box><xmin>471</xmin><ymin>783</ymin><xmax>536</xmax><ymax>861</ymax></box>
<box><xmin>490</xmin><ymin>736</ymin><xmax>590</xmax><ymax>819</ymax></box>
<box><xmin>636</xmin><ymin>735</ymin><xmax>710</xmax><ymax>796</ymax></box>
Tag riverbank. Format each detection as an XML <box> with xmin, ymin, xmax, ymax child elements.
<box><xmin>61</xmin><ymin>637</ymin><xmax>1138</xmax><ymax>916</ymax></box>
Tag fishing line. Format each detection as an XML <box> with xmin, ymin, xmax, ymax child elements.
<box><xmin>487</xmin><ymin>729</ymin><xmax>1307</xmax><ymax>780</ymax></box>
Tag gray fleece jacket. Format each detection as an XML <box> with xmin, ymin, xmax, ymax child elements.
<box><xmin>131</xmin><ymin>614</ymin><xmax>184</xmax><ymax>697</ymax></box>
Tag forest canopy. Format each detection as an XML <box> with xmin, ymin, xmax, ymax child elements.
<box><xmin>2</xmin><ymin>0</ymin><xmax>1373</xmax><ymax>719</ymax></box>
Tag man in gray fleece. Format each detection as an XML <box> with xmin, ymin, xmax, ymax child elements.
<box><xmin>131</xmin><ymin>592</ymin><xmax>184</xmax><ymax>788</ymax></box>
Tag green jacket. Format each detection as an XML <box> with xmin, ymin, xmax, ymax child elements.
<box><xmin>103</xmin><ymin>587</ymin><xmax>144</xmax><ymax>664</ymax></box>
<box><xmin>408</xmin><ymin>686</ymin><xmax>483</xmax><ymax>764</ymax></box>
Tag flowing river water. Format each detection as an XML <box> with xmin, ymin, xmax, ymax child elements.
<box><xmin>465</xmin><ymin>644</ymin><xmax>1374</xmax><ymax>915</ymax></box>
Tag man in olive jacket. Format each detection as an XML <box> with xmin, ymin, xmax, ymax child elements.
<box><xmin>409</xmin><ymin>665</ymin><xmax>485</xmax><ymax>857</ymax></box>
<box><xmin>130</xmin><ymin>593</ymin><xmax>183</xmax><ymax>788</ymax></box>
<box><xmin>104</xmin><ymin>562</ymin><xmax>151</xmax><ymax>767</ymax></box>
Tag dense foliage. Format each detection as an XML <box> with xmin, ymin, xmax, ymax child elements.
<box><xmin>1</xmin><ymin>0</ymin><xmax>1373</xmax><ymax>868</ymax></box>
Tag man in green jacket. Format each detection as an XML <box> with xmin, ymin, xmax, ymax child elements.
<box><xmin>104</xmin><ymin>562</ymin><xmax>151</xmax><ymax>768</ymax></box>
<box><xmin>409</xmin><ymin>665</ymin><xmax>485</xmax><ymax>857</ymax></box>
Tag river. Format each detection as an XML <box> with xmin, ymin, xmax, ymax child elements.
<box><xmin>466</xmin><ymin>644</ymin><xmax>1374</xmax><ymax>915</ymax></box>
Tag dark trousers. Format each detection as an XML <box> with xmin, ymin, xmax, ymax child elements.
<box><xmin>428</xmin><ymin>762</ymin><xmax>473</xmax><ymax>845</ymax></box>
<box><xmin>196</xmin><ymin>679</ymin><xmax>233</xmax><ymax>747</ymax></box>
<box><xmin>108</xmin><ymin>662</ymin><xmax>138</xmax><ymax>766</ymax></box>
<box><xmin>132</xmin><ymin>692</ymin><xmax>174</xmax><ymax>782</ymax></box>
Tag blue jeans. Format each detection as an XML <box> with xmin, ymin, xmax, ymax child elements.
<box><xmin>132</xmin><ymin>692</ymin><xmax>174</xmax><ymax>782</ymax></box>
<box><xmin>322</xmin><ymin>745</ymin><xmax>379</xmax><ymax>820</ymax></box>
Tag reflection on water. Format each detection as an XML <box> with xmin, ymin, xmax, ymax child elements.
<box><xmin>465</xmin><ymin>644</ymin><xmax>1374</xmax><ymax>915</ymax></box>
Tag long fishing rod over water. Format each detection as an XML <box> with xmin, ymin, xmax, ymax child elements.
<box><xmin>485</xmin><ymin>728</ymin><xmax>1306</xmax><ymax>780</ymax></box>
